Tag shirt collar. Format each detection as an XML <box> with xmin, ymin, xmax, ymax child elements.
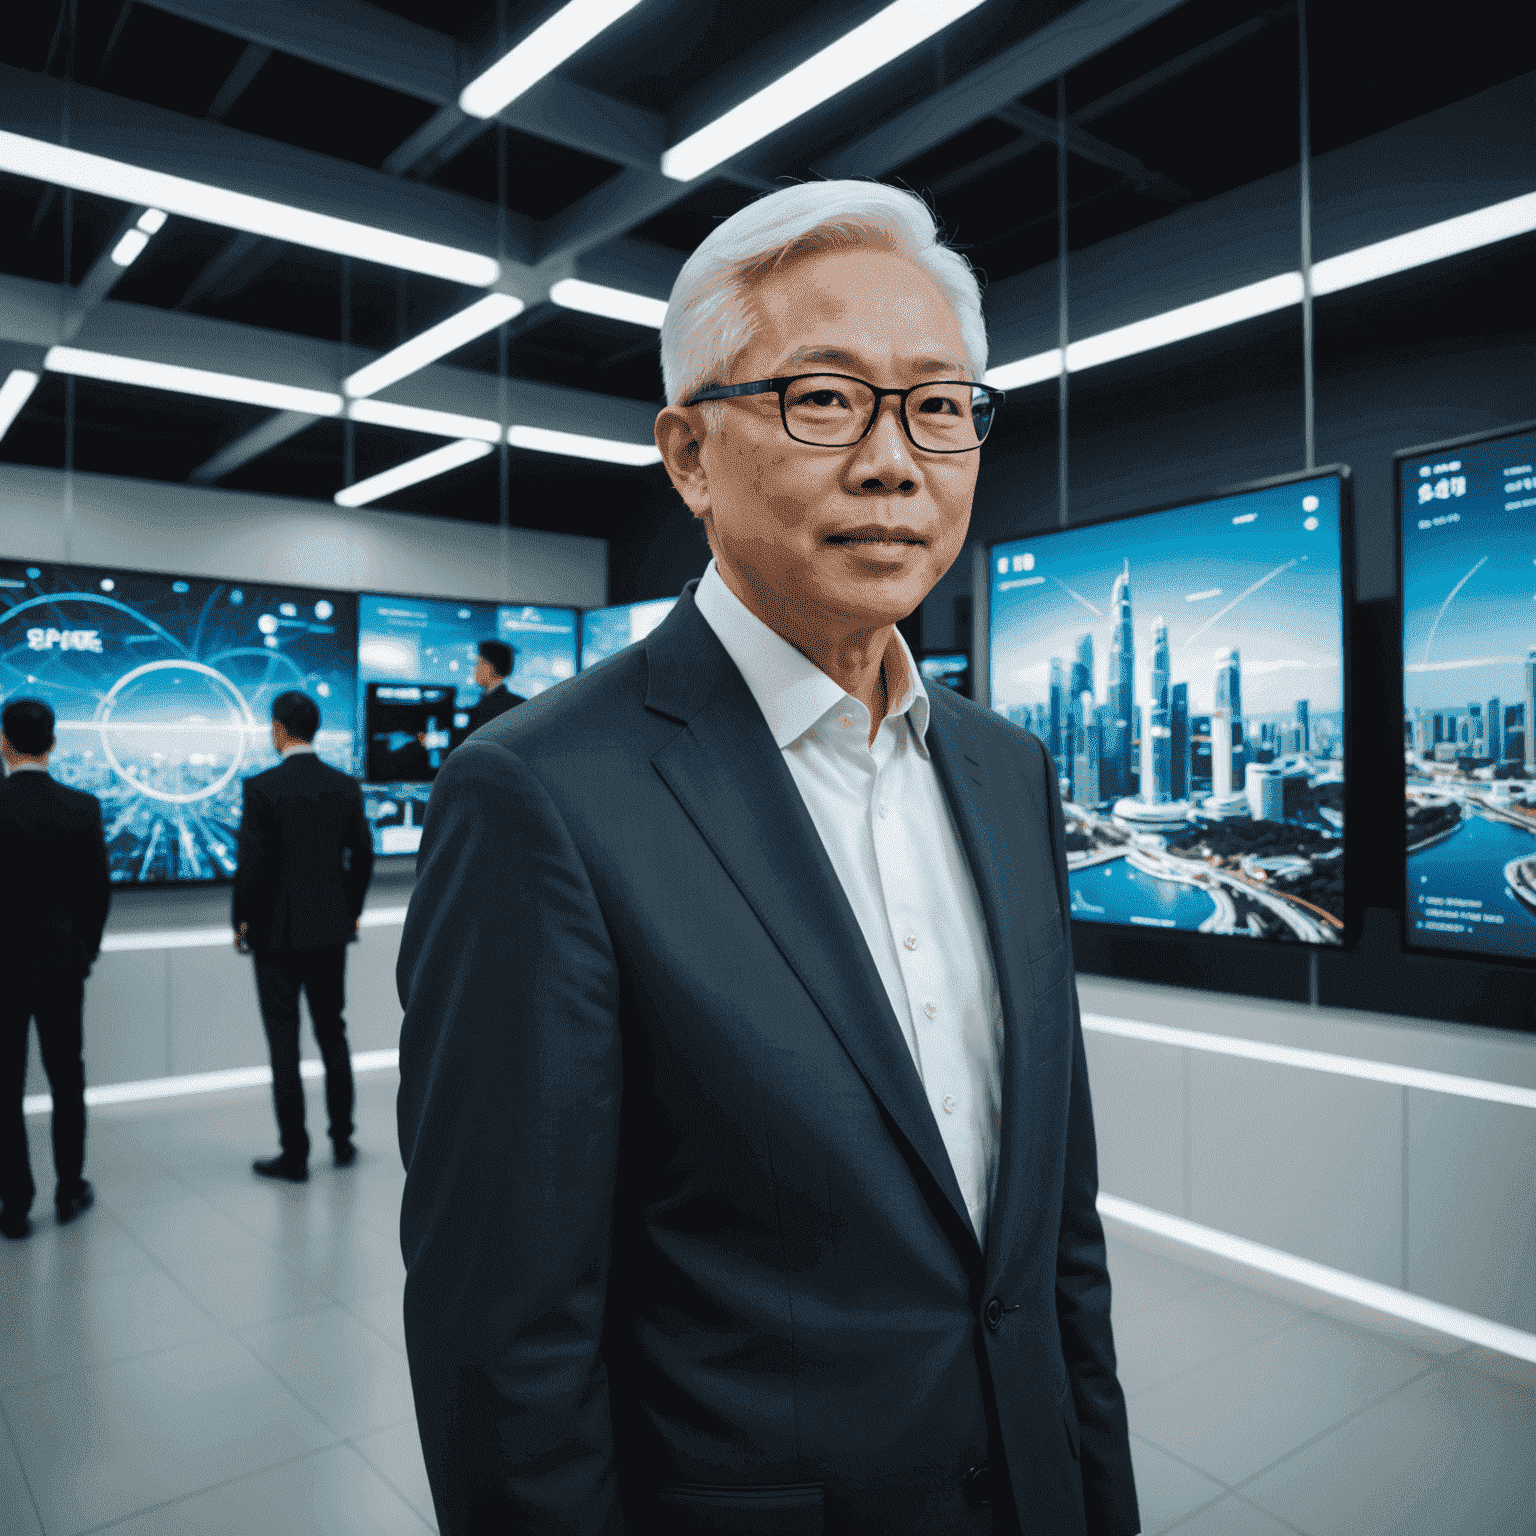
<box><xmin>7</xmin><ymin>762</ymin><xmax>49</xmax><ymax>774</ymax></box>
<box><xmin>692</xmin><ymin>559</ymin><xmax>931</xmax><ymax>754</ymax></box>
<box><xmin>280</xmin><ymin>742</ymin><xmax>317</xmax><ymax>760</ymax></box>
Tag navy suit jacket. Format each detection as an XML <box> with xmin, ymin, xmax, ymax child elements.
<box><xmin>396</xmin><ymin>583</ymin><xmax>1138</xmax><ymax>1536</ymax></box>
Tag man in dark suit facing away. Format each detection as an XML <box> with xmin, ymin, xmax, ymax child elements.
<box><xmin>235</xmin><ymin>690</ymin><xmax>373</xmax><ymax>1183</ymax></box>
<box><xmin>459</xmin><ymin>639</ymin><xmax>524</xmax><ymax>737</ymax></box>
<box><xmin>397</xmin><ymin>181</ymin><xmax>1138</xmax><ymax>1535</ymax></box>
<box><xmin>0</xmin><ymin>697</ymin><xmax>111</xmax><ymax>1241</ymax></box>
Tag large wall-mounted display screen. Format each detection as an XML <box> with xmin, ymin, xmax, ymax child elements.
<box><xmin>989</xmin><ymin>470</ymin><xmax>1348</xmax><ymax>946</ymax></box>
<box><xmin>357</xmin><ymin>594</ymin><xmax>577</xmax><ymax>854</ymax></box>
<box><xmin>1398</xmin><ymin>422</ymin><xmax>1536</xmax><ymax>962</ymax></box>
<box><xmin>580</xmin><ymin>598</ymin><xmax>677</xmax><ymax>670</ymax></box>
<box><xmin>0</xmin><ymin>559</ymin><xmax>357</xmax><ymax>884</ymax></box>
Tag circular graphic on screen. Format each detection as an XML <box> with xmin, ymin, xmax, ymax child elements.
<box><xmin>95</xmin><ymin>659</ymin><xmax>256</xmax><ymax>804</ymax></box>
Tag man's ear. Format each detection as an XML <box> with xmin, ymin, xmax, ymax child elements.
<box><xmin>655</xmin><ymin>405</ymin><xmax>711</xmax><ymax>518</ymax></box>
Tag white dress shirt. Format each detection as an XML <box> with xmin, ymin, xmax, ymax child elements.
<box><xmin>693</xmin><ymin>560</ymin><xmax>1004</xmax><ymax>1243</ymax></box>
<box><xmin>279</xmin><ymin>742</ymin><xmax>317</xmax><ymax>759</ymax></box>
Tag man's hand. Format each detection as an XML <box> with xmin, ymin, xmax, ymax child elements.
<box><xmin>234</xmin><ymin>921</ymin><xmax>251</xmax><ymax>955</ymax></box>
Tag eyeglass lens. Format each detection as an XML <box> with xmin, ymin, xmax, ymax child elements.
<box><xmin>782</xmin><ymin>376</ymin><xmax>994</xmax><ymax>450</ymax></box>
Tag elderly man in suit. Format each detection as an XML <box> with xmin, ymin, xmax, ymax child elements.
<box><xmin>397</xmin><ymin>180</ymin><xmax>1138</xmax><ymax>1536</ymax></box>
<box><xmin>235</xmin><ymin>690</ymin><xmax>373</xmax><ymax>1182</ymax></box>
<box><xmin>0</xmin><ymin>697</ymin><xmax>111</xmax><ymax>1240</ymax></box>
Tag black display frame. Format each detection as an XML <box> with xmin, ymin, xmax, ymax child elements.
<box><xmin>982</xmin><ymin>463</ymin><xmax>1358</xmax><ymax>953</ymax></box>
<box><xmin>1393</xmin><ymin>417</ymin><xmax>1536</xmax><ymax>968</ymax></box>
<box><xmin>0</xmin><ymin>553</ymin><xmax>361</xmax><ymax>890</ymax></box>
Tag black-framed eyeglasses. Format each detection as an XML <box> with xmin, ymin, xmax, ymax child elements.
<box><xmin>683</xmin><ymin>373</ymin><xmax>1002</xmax><ymax>453</ymax></box>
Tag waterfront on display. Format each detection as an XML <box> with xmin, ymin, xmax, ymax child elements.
<box><xmin>1399</xmin><ymin>424</ymin><xmax>1536</xmax><ymax>962</ymax></box>
<box><xmin>990</xmin><ymin>475</ymin><xmax>1346</xmax><ymax>944</ymax></box>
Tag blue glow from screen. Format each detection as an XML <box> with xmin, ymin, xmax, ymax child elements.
<box><xmin>990</xmin><ymin>475</ymin><xmax>1346</xmax><ymax>946</ymax></box>
<box><xmin>1400</xmin><ymin>424</ymin><xmax>1536</xmax><ymax>962</ymax></box>
<box><xmin>580</xmin><ymin>598</ymin><xmax>678</xmax><ymax>670</ymax></box>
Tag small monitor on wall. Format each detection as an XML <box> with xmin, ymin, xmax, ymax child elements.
<box><xmin>580</xmin><ymin>598</ymin><xmax>678</xmax><ymax>670</ymax></box>
<box><xmin>1397</xmin><ymin>420</ymin><xmax>1536</xmax><ymax>964</ymax></box>
<box><xmin>987</xmin><ymin>468</ymin><xmax>1351</xmax><ymax>947</ymax></box>
<box><xmin>0</xmin><ymin>559</ymin><xmax>358</xmax><ymax>885</ymax></box>
<box><xmin>357</xmin><ymin>593</ymin><xmax>578</xmax><ymax>856</ymax></box>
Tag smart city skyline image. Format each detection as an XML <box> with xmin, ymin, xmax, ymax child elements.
<box><xmin>357</xmin><ymin>593</ymin><xmax>577</xmax><ymax>854</ymax></box>
<box><xmin>1400</xmin><ymin>425</ymin><xmax>1536</xmax><ymax>963</ymax></box>
<box><xmin>0</xmin><ymin>560</ymin><xmax>357</xmax><ymax>884</ymax></box>
<box><xmin>991</xmin><ymin>474</ymin><xmax>1346</xmax><ymax>945</ymax></box>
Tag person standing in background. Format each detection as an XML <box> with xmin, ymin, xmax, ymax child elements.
<box><xmin>0</xmin><ymin>698</ymin><xmax>111</xmax><ymax>1241</ymax></box>
<box><xmin>460</xmin><ymin>640</ymin><xmax>524</xmax><ymax>736</ymax></box>
<box><xmin>235</xmin><ymin>690</ymin><xmax>374</xmax><ymax>1183</ymax></box>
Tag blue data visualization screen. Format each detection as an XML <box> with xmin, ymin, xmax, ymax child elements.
<box><xmin>580</xmin><ymin>598</ymin><xmax>677</xmax><ymax>670</ymax></box>
<box><xmin>357</xmin><ymin>593</ymin><xmax>577</xmax><ymax>855</ymax></box>
<box><xmin>0</xmin><ymin>560</ymin><xmax>357</xmax><ymax>884</ymax></box>
<box><xmin>1400</xmin><ymin>423</ymin><xmax>1536</xmax><ymax>962</ymax></box>
<box><xmin>989</xmin><ymin>472</ymin><xmax>1347</xmax><ymax>946</ymax></box>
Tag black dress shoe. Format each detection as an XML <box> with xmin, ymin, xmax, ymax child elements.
<box><xmin>56</xmin><ymin>1181</ymin><xmax>94</xmax><ymax>1224</ymax></box>
<box><xmin>0</xmin><ymin>1207</ymin><xmax>30</xmax><ymax>1240</ymax></box>
<box><xmin>333</xmin><ymin>1141</ymin><xmax>357</xmax><ymax>1168</ymax></box>
<box><xmin>252</xmin><ymin>1155</ymin><xmax>308</xmax><ymax>1183</ymax></box>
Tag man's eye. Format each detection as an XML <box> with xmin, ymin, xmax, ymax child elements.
<box><xmin>799</xmin><ymin>390</ymin><xmax>849</xmax><ymax>409</ymax></box>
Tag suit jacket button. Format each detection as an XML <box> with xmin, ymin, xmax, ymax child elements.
<box><xmin>961</xmin><ymin>1462</ymin><xmax>993</xmax><ymax>1509</ymax></box>
<box><xmin>984</xmin><ymin>1297</ymin><xmax>1004</xmax><ymax>1330</ymax></box>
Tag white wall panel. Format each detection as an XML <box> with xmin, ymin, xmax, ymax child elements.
<box><xmin>1082</xmin><ymin>1030</ymin><xmax>1185</xmax><ymax>1216</ymax></box>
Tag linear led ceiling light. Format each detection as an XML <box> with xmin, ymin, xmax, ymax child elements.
<box><xmin>460</xmin><ymin>0</ymin><xmax>646</xmax><ymax>118</ymax></box>
<box><xmin>661</xmin><ymin>0</ymin><xmax>987</xmax><ymax>182</ymax></box>
<box><xmin>549</xmin><ymin>278</ymin><xmax>668</xmax><ymax>329</ymax></box>
<box><xmin>343</xmin><ymin>293</ymin><xmax>525</xmax><ymax>399</ymax></box>
<box><xmin>0</xmin><ymin>130</ymin><xmax>498</xmax><ymax>287</ymax></box>
<box><xmin>0</xmin><ymin>369</ymin><xmax>41</xmax><ymax>442</ymax></box>
<box><xmin>985</xmin><ymin>190</ymin><xmax>1536</xmax><ymax>391</ymax></box>
<box><xmin>335</xmin><ymin>438</ymin><xmax>493</xmax><ymax>508</ymax></box>
<box><xmin>347</xmin><ymin>397</ymin><xmax>501</xmax><ymax>442</ymax></box>
<box><xmin>508</xmin><ymin>424</ymin><xmax>661</xmax><ymax>465</ymax></box>
<box><xmin>44</xmin><ymin>346</ymin><xmax>343</xmax><ymax>416</ymax></box>
<box><xmin>109</xmin><ymin>207</ymin><xmax>169</xmax><ymax>268</ymax></box>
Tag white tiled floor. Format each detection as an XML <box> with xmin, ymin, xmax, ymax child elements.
<box><xmin>2</xmin><ymin>1074</ymin><xmax>1531</xmax><ymax>1535</ymax></box>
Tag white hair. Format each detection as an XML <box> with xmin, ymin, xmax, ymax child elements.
<box><xmin>659</xmin><ymin>180</ymin><xmax>987</xmax><ymax>407</ymax></box>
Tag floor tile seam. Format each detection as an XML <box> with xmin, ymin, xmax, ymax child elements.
<box><xmin>1127</xmin><ymin>1429</ymin><xmax>1239</xmax><ymax>1496</ymax></box>
<box><xmin>347</xmin><ymin>1422</ymin><xmax>439</xmax><ymax>1531</ymax></box>
<box><xmin>1121</xmin><ymin>1309</ymin><xmax>1318</xmax><ymax>1403</ymax></box>
<box><xmin>1226</xmin><ymin>1356</ymin><xmax>1450</xmax><ymax>1499</ymax></box>
<box><xmin>66</xmin><ymin>1441</ymin><xmax>358</xmax><ymax>1536</ymax></box>
<box><xmin>84</xmin><ymin>1214</ymin><xmax>232</xmax><ymax>1337</ymax></box>
<box><xmin>0</xmin><ymin>1391</ymin><xmax>48</xmax><ymax>1536</ymax></box>
<box><xmin>1153</xmin><ymin>1485</ymin><xmax>1233</xmax><ymax>1534</ymax></box>
<box><xmin>339</xmin><ymin>1299</ymin><xmax>411</xmax><ymax>1360</ymax></box>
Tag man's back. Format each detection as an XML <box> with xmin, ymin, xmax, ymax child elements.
<box><xmin>464</xmin><ymin>682</ymin><xmax>524</xmax><ymax>736</ymax></box>
<box><xmin>0</xmin><ymin>773</ymin><xmax>110</xmax><ymax>969</ymax></box>
<box><xmin>232</xmin><ymin>755</ymin><xmax>373</xmax><ymax>951</ymax></box>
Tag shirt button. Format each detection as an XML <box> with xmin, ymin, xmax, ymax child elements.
<box><xmin>838</xmin><ymin>713</ymin><xmax>854</xmax><ymax>728</ymax></box>
<box><xmin>923</xmin><ymin>1001</ymin><xmax>937</xmax><ymax>1019</ymax></box>
<box><xmin>904</xmin><ymin>934</ymin><xmax>918</xmax><ymax>951</ymax></box>
<box><xmin>942</xmin><ymin>1095</ymin><xmax>955</xmax><ymax>1114</ymax></box>
<box><xmin>878</xmin><ymin>801</ymin><xmax>889</xmax><ymax>819</ymax></box>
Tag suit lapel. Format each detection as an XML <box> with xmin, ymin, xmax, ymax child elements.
<box><xmin>923</xmin><ymin>690</ymin><xmax>1043</xmax><ymax>1287</ymax></box>
<box><xmin>646</xmin><ymin>595</ymin><xmax>981</xmax><ymax>1264</ymax></box>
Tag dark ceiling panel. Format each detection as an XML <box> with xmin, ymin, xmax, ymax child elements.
<box><xmin>429</xmin><ymin>123</ymin><xmax>621</xmax><ymax>221</ymax></box>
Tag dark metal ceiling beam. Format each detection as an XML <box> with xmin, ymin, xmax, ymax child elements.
<box><xmin>205</xmin><ymin>40</ymin><xmax>271</xmax><ymax>120</ymax></box>
<box><xmin>190</xmin><ymin>409</ymin><xmax>316</xmax><ymax>483</ymax></box>
<box><xmin>813</xmin><ymin>0</ymin><xmax>1192</xmax><ymax>180</ymax></box>
<box><xmin>993</xmin><ymin>102</ymin><xmax>1188</xmax><ymax>201</ymax></box>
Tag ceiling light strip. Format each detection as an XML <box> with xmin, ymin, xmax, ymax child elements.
<box><xmin>344</xmin><ymin>293</ymin><xmax>525</xmax><ymax>399</ymax></box>
<box><xmin>460</xmin><ymin>0</ymin><xmax>647</xmax><ymax>119</ymax></box>
<box><xmin>1099</xmin><ymin>1194</ymin><xmax>1536</xmax><ymax>1364</ymax></box>
<box><xmin>662</xmin><ymin>0</ymin><xmax>987</xmax><ymax>183</ymax></box>
<box><xmin>348</xmin><ymin>397</ymin><xmax>501</xmax><ymax>441</ymax></box>
<box><xmin>549</xmin><ymin>278</ymin><xmax>668</xmax><ymax>329</ymax></box>
<box><xmin>985</xmin><ymin>191</ymin><xmax>1536</xmax><ymax>391</ymax></box>
<box><xmin>44</xmin><ymin>345</ymin><xmax>343</xmax><ymax>416</ymax></box>
<box><xmin>0</xmin><ymin>368</ymin><xmax>41</xmax><ymax>442</ymax></box>
<box><xmin>507</xmin><ymin>423</ymin><xmax>661</xmax><ymax>465</ymax></box>
<box><xmin>334</xmin><ymin>437</ymin><xmax>494</xmax><ymax>507</ymax></box>
<box><xmin>0</xmin><ymin>129</ymin><xmax>499</xmax><ymax>287</ymax></box>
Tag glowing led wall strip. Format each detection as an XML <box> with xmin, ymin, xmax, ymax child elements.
<box><xmin>985</xmin><ymin>190</ymin><xmax>1536</xmax><ymax>391</ymax></box>
<box><xmin>1100</xmin><ymin>1195</ymin><xmax>1536</xmax><ymax>1364</ymax></box>
<box><xmin>98</xmin><ymin>907</ymin><xmax>408</xmax><ymax>954</ymax></box>
<box><xmin>1080</xmin><ymin>1013</ymin><xmax>1536</xmax><ymax>1110</ymax></box>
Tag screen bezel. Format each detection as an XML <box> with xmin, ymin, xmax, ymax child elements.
<box><xmin>982</xmin><ymin>463</ymin><xmax>1357</xmax><ymax>952</ymax></box>
<box><xmin>0</xmin><ymin>554</ymin><xmax>361</xmax><ymax>890</ymax></box>
<box><xmin>1393</xmin><ymin>418</ymin><xmax>1536</xmax><ymax>967</ymax></box>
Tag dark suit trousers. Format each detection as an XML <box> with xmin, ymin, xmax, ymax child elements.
<box><xmin>253</xmin><ymin>945</ymin><xmax>354</xmax><ymax>1162</ymax></box>
<box><xmin>0</xmin><ymin>967</ymin><xmax>86</xmax><ymax>1214</ymax></box>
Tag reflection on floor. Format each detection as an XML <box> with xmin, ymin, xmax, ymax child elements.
<box><xmin>2</xmin><ymin>1074</ymin><xmax>1531</xmax><ymax>1535</ymax></box>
